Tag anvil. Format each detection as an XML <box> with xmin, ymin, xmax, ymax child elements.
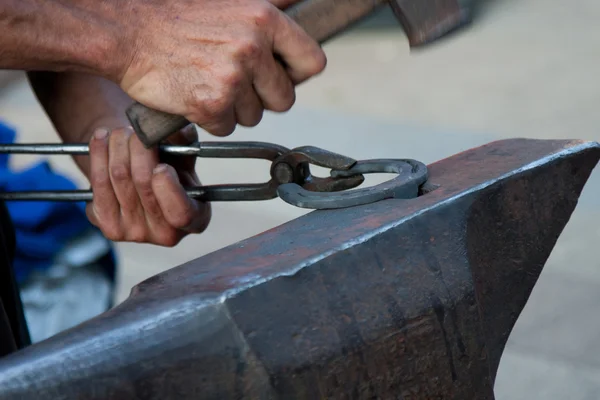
<box><xmin>0</xmin><ymin>138</ymin><xmax>597</xmax><ymax>399</ymax></box>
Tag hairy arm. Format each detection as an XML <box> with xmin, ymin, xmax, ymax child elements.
<box><xmin>0</xmin><ymin>0</ymin><xmax>128</xmax><ymax>80</ymax></box>
<box><xmin>3</xmin><ymin>0</ymin><xmax>325</xmax><ymax>140</ymax></box>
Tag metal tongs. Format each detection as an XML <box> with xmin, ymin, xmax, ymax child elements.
<box><xmin>0</xmin><ymin>141</ymin><xmax>428</xmax><ymax>210</ymax></box>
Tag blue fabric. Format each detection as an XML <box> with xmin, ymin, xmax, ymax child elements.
<box><xmin>0</xmin><ymin>121</ymin><xmax>115</xmax><ymax>283</ymax></box>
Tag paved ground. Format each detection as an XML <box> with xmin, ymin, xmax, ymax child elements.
<box><xmin>1</xmin><ymin>0</ymin><xmax>600</xmax><ymax>397</ymax></box>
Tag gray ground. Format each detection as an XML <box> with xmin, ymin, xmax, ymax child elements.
<box><xmin>1</xmin><ymin>0</ymin><xmax>599</xmax><ymax>397</ymax></box>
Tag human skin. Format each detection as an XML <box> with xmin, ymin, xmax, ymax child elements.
<box><xmin>1</xmin><ymin>0</ymin><xmax>326</xmax><ymax>135</ymax></box>
<box><xmin>29</xmin><ymin>71</ymin><xmax>211</xmax><ymax>246</ymax></box>
<box><xmin>2</xmin><ymin>0</ymin><xmax>324</xmax><ymax>246</ymax></box>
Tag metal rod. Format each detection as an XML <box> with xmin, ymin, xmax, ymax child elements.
<box><xmin>0</xmin><ymin>141</ymin><xmax>290</xmax><ymax>202</ymax></box>
<box><xmin>0</xmin><ymin>184</ymin><xmax>282</xmax><ymax>202</ymax></box>
<box><xmin>0</xmin><ymin>143</ymin><xmax>203</xmax><ymax>156</ymax></box>
<box><xmin>0</xmin><ymin>141</ymin><xmax>289</xmax><ymax>160</ymax></box>
<box><xmin>0</xmin><ymin>189</ymin><xmax>206</xmax><ymax>202</ymax></box>
<box><xmin>0</xmin><ymin>143</ymin><xmax>91</xmax><ymax>155</ymax></box>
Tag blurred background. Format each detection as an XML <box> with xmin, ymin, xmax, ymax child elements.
<box><xmin>1</xmin><ymin>0</ymin><xmax>600</xmax><ymax>398</ymax></box>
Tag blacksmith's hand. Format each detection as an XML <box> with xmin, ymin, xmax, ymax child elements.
<box><xmin>85</xmin><ymin>125</ymin><xmax>210</xmax><ymax>247</ymax></box>
<box><xmin>118</xmin><ymin>0</ymin><xmax>326</xmax><ymax>137</ymax></box>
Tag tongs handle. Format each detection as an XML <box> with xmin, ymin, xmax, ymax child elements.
<box><xmin>0</xmin><ymin>141</ymin><xmax>291</xmax><ymax>202</ymax></box>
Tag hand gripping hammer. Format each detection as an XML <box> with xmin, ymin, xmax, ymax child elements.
<box><xmin>125</xmin><ymin>0</ymin><xmax>475</xmax><ymax>148</ymax></box>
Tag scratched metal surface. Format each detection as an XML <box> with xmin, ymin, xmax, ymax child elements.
<box><xmin>0</xmin><ymin>138</ymin><xmax>597</xmax><ymax>399</ymax></box>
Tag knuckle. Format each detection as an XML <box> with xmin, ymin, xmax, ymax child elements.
<box><xmin>171</xmin><ymin>207</ymin><xmax>195</xmax><ymax>230</ymax></box>
<box><xmin>250</xmin><ymin>4</ymin><xmax>275</xmax><ymax>26</ymax></box>
<box><xmin>126</xmin><ymin>227</ymin><xmax>147</xmax><ymax>243</ymax></box>
<box><xmin>188</xmin><ymin>92</ymin><xmax>207</xmax><ymax>118</ymax></box>
<box><xmin>220</xmin><ymin>67</ymin><xmax>244</xmax><ymax>90</ymax></box>
<box><xmin>206</xmin><ymin>123</ymin><xmax>235</xmax><ymax>137</ymax></box>
<box><xmin>191</xmin><ymin>89</ymin><xmax>230</xmax><ymax>120</ymax></box>
<box><xmin>90</xmin><ymin>169</ymin><xmax>110</xmax><ymax>188</ymax></box>
<box><xmin>103</xmin><ymin>227</ymin><xmax>124</xmax><ymax>242</ymax></box>
<box><xmin>132</xmin><ymin>173</ymin><xmax>153</xmax><ymax>195</ymax></box>
<box><xmin>203</xmin><ymin>93</ymin><xmax>232</xmax><ymax>119</ymax></box>
<box><xmin>158</xmin><ymin>232</ymin><xmax>182</xmax><ymax>248</ymax></box>
<box><xmin>141</xmin><ymin>196</ymin><xmax>164</xmax><ymax>220</ymax></box>
<box><xmin>308</xmin><ymin>50</ymin><xmax>327</xmax><ymax>75</ymax></box>
<box><xmin>110</xmin><ymin>163</ymin><xmax>131</xmax><ymax>183</ymax></box>
<box><xmin>232</xmin><ymin>37</ymin><xmax>262</xmax><ymax>60</ymax></box>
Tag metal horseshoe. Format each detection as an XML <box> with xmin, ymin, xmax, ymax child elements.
<box><xmin>276</xmin><ymin>159</ymin><xmax>428</xmax><ymax>210</ymax></box>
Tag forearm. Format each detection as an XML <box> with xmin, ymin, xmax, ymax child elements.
<box><xmin>28</xmin><ymin>71</ymin><xmax>132</xmax><ymax>176</ymax></box>
<box><xmin>1</xmin><ymin>0</ymin><xmax>129</xmax><ymax>80</ymax></box>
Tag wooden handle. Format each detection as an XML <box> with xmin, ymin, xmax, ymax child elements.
<box><xmin>127</xmin><ymin>0</ymin><xmax>387</xmax><ymax>148</ymax></box>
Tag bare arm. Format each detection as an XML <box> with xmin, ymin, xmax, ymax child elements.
<box><xmin>18</xmin><ymin>0</ymin><xmax>325</xmax><ymax>246</ymax></box>
<box><xmin>3</xmin><ymin>0</ymin><xmax>325</xmax><ymax>139</ymax></box>
<box><xmin>27</xmin><ymin>71</ymin><xmax>131</xmax><ymax>176</ymax></box>
<box><xmin>0</xmin><ymin>0</ymin><xmax>126</xmax><ymax>80</ymax></box>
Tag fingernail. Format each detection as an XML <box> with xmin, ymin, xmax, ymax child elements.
<box><xmin>93</xmin><ymin>128</ymin><xmax>109</xmax><ymax>140</ymax></box>
<box><xmin>153</xmin><ymin>164</ymin><xmax>169</xmax><ymax>175</ymax></box>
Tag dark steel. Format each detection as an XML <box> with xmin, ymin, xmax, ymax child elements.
<box><xmin>0</xmin><ymin>141</ymin><xmax>290</xmax><ymax>202</ymax></box>
<box><xmin>0</xmin><ymin>142</ymin><xmax>377</xmax><ymax>206</ymax></box>
<box><xmin>125</xmin><ymin>0</ymin><xmax>474</xmax><ymax>148</ymax></box>
<box><xmin>278</xmin><ymin>158</ymin><xmax>428</xmax><ymax>209</ymax></box>
<box><xmin>0</xmin><ymin>141</ymin><xmax>289</xmax><ymax>159</ymax></box>
<box><xmin>270</xmin><ymin>145</ymin><xmax>369</xmax><ymax>201</ymax></box>
<box><xmin>0</xmin><ymin>138</ymin><xmax>597</xmax><ymax>399</ymax></box>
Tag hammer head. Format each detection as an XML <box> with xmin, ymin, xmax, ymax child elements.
<box><xmin>391</xmin><ymin>0</ymin><xmax>474</xmax><ymax>46</ymax></box>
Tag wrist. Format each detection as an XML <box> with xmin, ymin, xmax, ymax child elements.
<box><xmin>83</xmin><ymin>4</ymin><xmax>138</xmax><ymax>83</ymax></box>
<box><xmin>56</xmin><ymin>1</ymin><xmax>137</xmax><ymax>82</ymax></box>
<box><xmin>71</xmin><ymin>25</ymin><xmax>131</xmax><ymax>83</ymax></box>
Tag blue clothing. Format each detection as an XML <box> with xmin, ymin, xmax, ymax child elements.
<box><xmin>0</xmin><ymin>121</ymin><xmax>115</xmax><ymax>283</ymax></box>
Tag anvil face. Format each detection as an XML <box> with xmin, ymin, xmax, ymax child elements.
<box><xmin>0</xmin><ymin>139</ymin><xmax>597</xmax><ymax>399</ymax></box>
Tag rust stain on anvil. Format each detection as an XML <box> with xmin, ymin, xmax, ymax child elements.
<box><xmin>139</xmin><ymin>139</ymin><xmax>595</xmax><ymax>296</ymax></box>
<box><xmin>0</xmin><ymin>138</ymin><xmax>598</xmax><ymax>400</ymax></box>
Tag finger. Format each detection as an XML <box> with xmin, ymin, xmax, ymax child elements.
<box><xmin>161</xmin><ymin>125</ymin><xmax>199</xmax><ymax>172</ymax></box>
<box><xmin>195</xmin><ymin>96</ymin><xmax>237</xmax><ymax>137</ymax></box>
<box><xmin>152</xmin><ymin>164</ymin><xmax>211</xmax><ymax>234</ymax></box>
<box><xmin>271</xmin><ymin>11</ymin><xmax>327</xmax><ymax>84</ymax></box>
<box><xmin>129</xmin><ymin>132</ymin><xmax>165</xmax><ymax>224</ymax></box>
<box><xmin>234</xmin><ymin>81</ymin><xmax>265</xmax><ymax>126</ymax></box>
<box><xmin>88</xmin><ymin>128</ymin><xmax>121</xmax><ymax>240</ymax></box>
<box><xmin>108</xmin><ymin>127</ymin><xmax>144</xmax><ymax>222</ymax></box>
<box><xmin>165</xmin><ymin>124</ymin><xmax>198</xmax><ymax>145</ymax></box>
<box><xmin>85</xmin><ymin>203</ymin><xmax>99</xmax><ymax>228</ymax></box>
<box><xmin>252</xmin><ymin>56</ymin><xmax>295</xmax><ymax>112</ymax></box>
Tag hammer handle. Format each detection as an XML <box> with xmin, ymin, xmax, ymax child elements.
<box><xmin>126</xmin><ymin>0</ymin><xmax>386</xmax><ymax>148</ymax></box>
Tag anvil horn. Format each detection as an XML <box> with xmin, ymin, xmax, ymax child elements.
<box><xmin>0</xmin><ymin>138</ymin><xmax>597</xmax><ymax>399</ymax></box>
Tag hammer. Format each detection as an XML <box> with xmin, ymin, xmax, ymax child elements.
<box><xmin>126</xmin><ymin>0</ymin><xmax>474</xmax><ymax>148</ymax></box>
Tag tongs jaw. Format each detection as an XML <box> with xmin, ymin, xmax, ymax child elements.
<box><xmin>277</xmin><ymin>158</ymin><xmax>428</xmax><ymax>209</ymax></box>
